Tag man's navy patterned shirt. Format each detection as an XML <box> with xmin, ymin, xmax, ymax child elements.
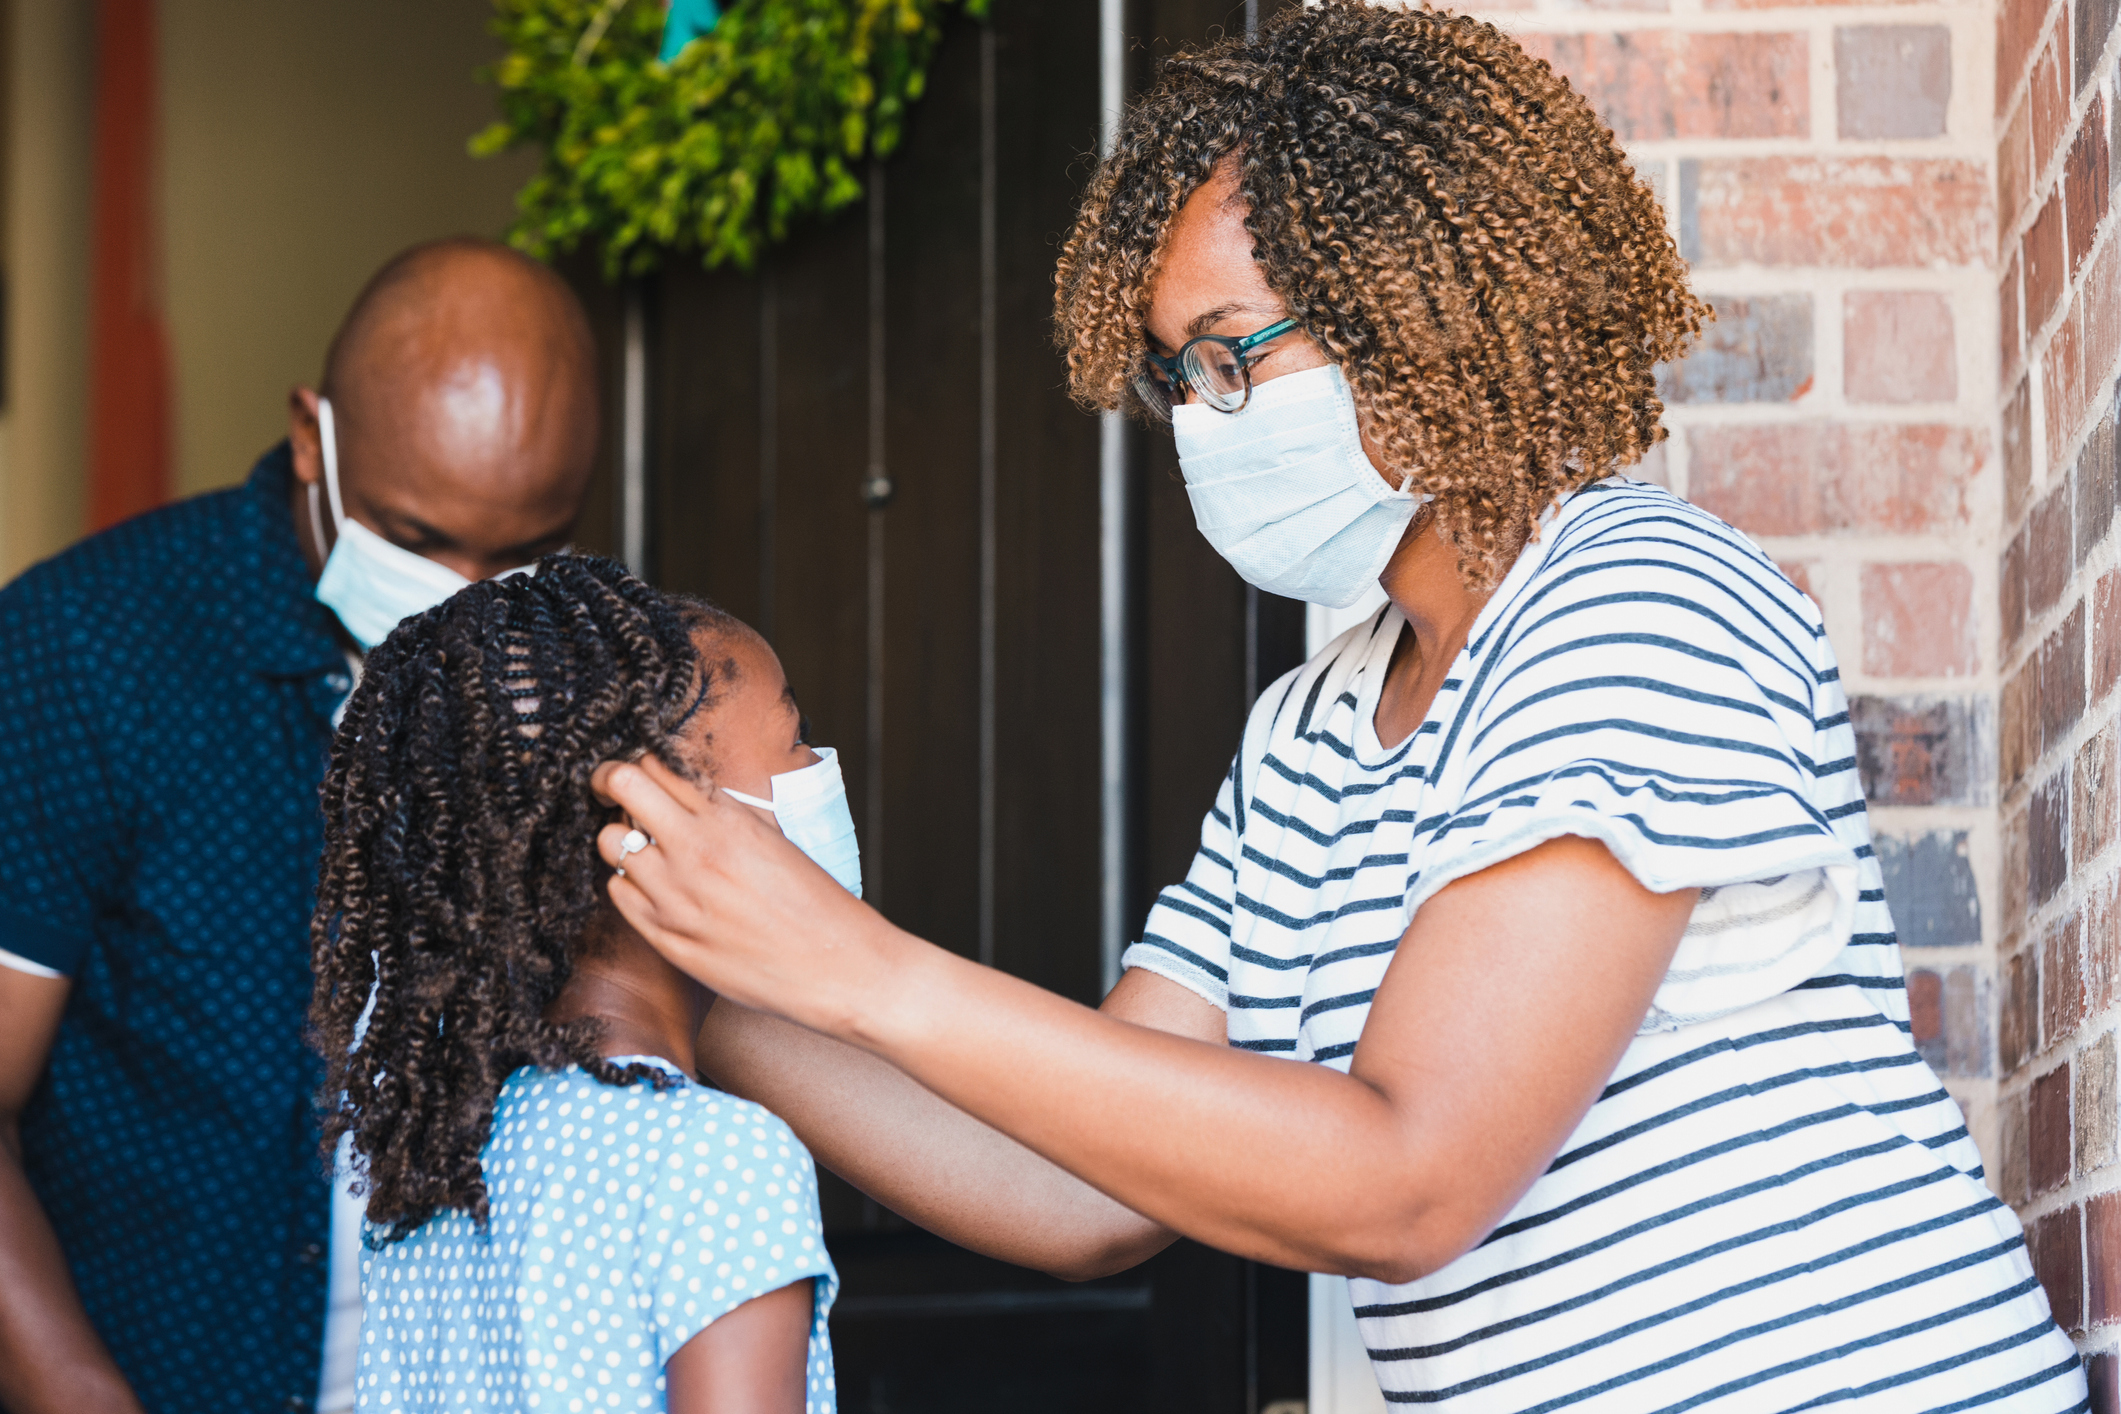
<box><xmin>0</xmin><ymin>445</ymin><xmax>352</xmax><ymax>1413</ymax></box>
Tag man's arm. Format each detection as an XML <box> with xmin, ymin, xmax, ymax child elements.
<box><xmin>0</xmin><ymin>968</ymin><xmax>142</xmax><ymax>1414</ymax></box>
<box><xmin>697</xmin><ymin>967</ymin><xmax>1213</xmax><ymax>1281</ymax></box>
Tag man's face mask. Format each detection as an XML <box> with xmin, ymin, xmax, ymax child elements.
<box><xmin>721</xmin><ymin>747</ymin><xmax>864</xmax><ymax>898</ymax></box>
<box><xmin>309</xmin><ymin>398</ymin><xmax>532</xmax><ymax>650</ymax></box>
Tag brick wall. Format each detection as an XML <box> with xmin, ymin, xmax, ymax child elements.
<box><xmin>1995</xmin><ymin>0</ymin><xmax>2121</xmax><ymax>1378</ymax></box>
<box><xmin>1463</xmin><ymin>0</ymin><xmax>2005</xmax><ymax>1132</ymax></box>
<box><xmin>1448</xmin><ymin>0</ymin><xmax>2119</xmax><ymax>1385</ymax></box>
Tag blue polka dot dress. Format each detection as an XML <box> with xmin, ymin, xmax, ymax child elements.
<box><xmin>357</xmin><ymin>1060</ymin><xmax>837</xmax><ymax>1411</ymax></box>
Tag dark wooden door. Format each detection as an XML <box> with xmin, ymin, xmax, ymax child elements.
<box><xmin>567</xmin><ymin>1</ymin><xmax>1308</xmax><ymax>1407</ymax></box>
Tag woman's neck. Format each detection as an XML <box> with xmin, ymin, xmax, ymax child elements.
<box><xmin>547</xmin><ymin>914</ymin><xmax>714</xmax><ymax>1076</ymax></box>
<box><xmin>1373</xmin><ymin>515</ymin><xmax>1492</xmax><ymax>748</ymax></box>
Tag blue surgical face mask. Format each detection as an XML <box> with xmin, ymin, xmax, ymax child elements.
<box><xmin>1173</xmin><ymin>363</ymin><xmax>1430</xmax><ymax>609</ymax></box>
<box><xmin>721</xmin><ymin>746</ymin><xmax>863</xmax><ymax>898</ymax></box>
<box><xmin>309</xmin><ymin>397</ymin><xmax>525</xmax><ymax>650</ymax></box>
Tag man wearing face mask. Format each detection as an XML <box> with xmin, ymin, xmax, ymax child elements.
<box><xmin>0</xmin><ymin>237</ymin><xmax>600</xmax><ymax>1414</ymax></box>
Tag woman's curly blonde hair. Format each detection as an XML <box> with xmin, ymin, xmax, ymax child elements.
<box><xmin>1053</xmin><ymin>0</ymin><xmax>1709</xmax><ymax>586</ymax></box>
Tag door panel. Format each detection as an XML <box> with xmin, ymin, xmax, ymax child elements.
<box><xmin>569</xmin><ymin>2</ymin><xmax>1308</xmax><ymax>1405</ymax></box>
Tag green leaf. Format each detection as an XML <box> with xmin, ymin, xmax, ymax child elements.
<box><xmin>475</xmin><ymin>0</ymin><xmax>983</xmax><ymax>275</ymax></box>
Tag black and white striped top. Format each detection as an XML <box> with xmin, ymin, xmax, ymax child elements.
<box><xmin>1123</xmin><ymin>480</ymin><xmax>2083</xmax><ymax>1412</ymax></box>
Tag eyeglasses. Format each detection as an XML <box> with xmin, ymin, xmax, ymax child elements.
<box><xmin>1132</xmin><ymin>317</ymin><xmax>1302</xmax><ymax>422</ymax></box>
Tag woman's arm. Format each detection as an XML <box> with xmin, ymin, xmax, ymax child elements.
<box><xmin>601</xmin><ymin>758</ymin><xmax>1695</xmax><ymax>1283</ymax></box>
<box><xmin>664</xmin><ymin>1279</ymin><xmax>814</xmax><ymax>1414</ymax></box>
<box><xmin>697</xmin><ymin>967</ymin><xmax>1216</xmax><ymax>1280</ymax></box>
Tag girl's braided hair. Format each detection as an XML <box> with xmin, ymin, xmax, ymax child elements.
<box><xmin>308</xmin><ymin>554</ymin><xmax>735</xmax><ymax>1238</ymax></box>
<box><xmin>1053</xmin><ymin>0</ymin><xmax>1709</xmax><ymax>586</ymax></box>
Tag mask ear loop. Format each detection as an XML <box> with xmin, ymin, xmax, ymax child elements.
<box><xmin>317</xmin><ymin>397</ymin><xmax>349</xmax><ymax>532</ymax></box>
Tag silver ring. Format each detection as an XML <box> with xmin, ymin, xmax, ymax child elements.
<box><xmin>614</xmin><ymin>828</ymin><xmax>653</xmax><ymax>877</ymax></box>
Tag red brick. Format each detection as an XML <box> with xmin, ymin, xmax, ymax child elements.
<box><xmin>2001</xmin><ymin>936</ymin><xmax>2039</xmax><ymax>1071</ymax></box>
<box><xmin>1688</xmin><ymin>424</ymin><xmax>1982</xmax><ymax>536</ymax></box>
<box><xmin>1942</xmin><ymin>966</ymin><xmax>1987</xmax><ymax>1077</ymax></box>
<box><xmin>2079</xmin><ymin>1031</ymin><xmax>2118</xmax><ymax>1174</ymax></box>
<box><xmin>1659</xmin><ymin>294</ymin><xmax>1813</xmax><ymax>403</ymax></box>
<box><xmin>2009</xmin><ymin>806</ymin><xmax>2034</xmax><ymax>928</ymax></box>
<box><xmin>2081</xmin><ymin>426</ymin><xmax>2118</xmax><ymax>557</ymax></box>
<box><xmin>2097</xmin><ymin>570</ymin><xmax>2121</xmax><ymax>702</ymax></box>
<box><xmin>2002</xmin><ymin>1079</ymin><xmax>2033</xmax><ymax>1202</ymax></box>
<box><xmin>2033</xmin><ymin>36</ymin><xmax>2072</xmax><ymax>173</ymax></box>
<box><xmin>1851</xmin><ymin>695</ymin><xmax>1978</xmax><ymax>805</ymax></box>
<box><xmin>2043</xmin><ymin>912</ymin><xmax>2086</xmax><ymax>1044</ymax></box>
<box><xmin>2033</xmin><ymin>767</ymin><xmax>2073</xmax><ymax>903</ymax></box>
<box><xmin>2078</xmin><ymin>0</ymin><xmax>2118</xmax><ymax>93</ymax></box>
<box><xmin>2001</xmin><ymin>103</ymin><xmax>2034</xmax><ymax>238</ymax></box>
<box><xmin>2040</xmin><ymin>603</ymin><xmax>2087</xmax><ymax>748</ymax></box>
<box><xmin>1909</xmin><ymin>967</ymin><xmax>1944</xmax><ymax>1068</ymax></box>
<box><xmin>2069</xmin><ymin>97</ymin><xmax>2112</xmax><ymax>273</ymax></box>
<box><xmin>2003</xmin><ymin>254</ymin><xmax>2024</xmax><ymax>382</ymax></box>
<box><xmin>2091</xmin><ymin>1188</ymin><xmax>2121</xmax><ymax>1325</ymax></box>
<box><xmin>1692</xmin><ymin>158</ymin><xmax>1991</xmax><ymax>269</ymax></box>
<box><xmin>2089</xmin><ymin>876</ymin><xmax>2121</xmax><ymax>1015</ymax></box>
<box><xmin>2076</xmin><ymin>724</ymin><xmax>2119</xmax><ymax>862</ymax></box>
<box><xmin>1525</xmin><ymin>32</ymin><xmax>1806</xmax><ymax>142</ymax></box>
<box><xmin>2028</xmin><ymin>1203</ymin><xmax>2084</xmax><ymax>1331</ymax></box>
<box><xmin>2006</xmin><ymin>377</ymin><xmax>2035</xmax><ymax>522</ymax></box>
<box><xmin>2032</xmin><ymin>1060</ymin><xmax>2075</xmax><ymax>1192</ymax></box>
<box><xmin>2086</xmin><ymin>239</ymin><xmax>2121</xmax><ymax>404</ymax></box>
<box><xmin>1861</xmin><ymin>562</ymin><xmax>1976</xmax><ymax>677</ymax></box>
<box><xmin>2045</xmin><ymin>306</ymin><xmax>2085</xmax><ymax>470</ymax></box>
<box><xmin>1775</xmin><ymin>559</ymin><xmax>1814</xmax><ymax>599</ymax></box>
<box><xmin>1843</xmin><ymin>292</ymin><xmax>1956</xmax><ymax>404</ymax></box>
<box><xmin>2029</xmin><ymin>482</ymin><xmax>2076</xmax><ymax>614</ymax></box>
<box><xmin>1836</xmin><ymin>26</ymin><xmax>1950</xmax><ymax>139</ymax></box>
<box><xmin>2002</xmin><ymin>658</ymin><xmax>2040</xmax><ymax>791</ymax></box>
<box><xmin>2027</xmin><ymin>192</ymin><xmax>2069</xmax><ymax>329</ymax></box>
<box><xmin>2003</xmin><ymin>533</ymin><xmax>2027</xmax><ymax>657</ymax></box>
<box><xmin>1997</xmin><ymin>0</ymin><xmax>2057</xmax><ymax>114</ymax></box>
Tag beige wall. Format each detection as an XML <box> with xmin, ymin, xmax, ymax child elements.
<box><xmin>159</xmin><ymin>0</ymin><xmax>537</xmax><ymax>500</ymax></box>
<box><xmin>1</xmin><ymin>0</ymin><xmax>540</xmax><ymax>579</ymax></box>
<box><xmin>2</xmin><ymin>1</ymin><xmax>95</xmax><ymax>580</ymax></box>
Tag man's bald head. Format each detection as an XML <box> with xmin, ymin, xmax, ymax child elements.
<box><xmin>289</xmin><ymin>238</ymin><xmax>600</xmax><ymax>584</ymax></box>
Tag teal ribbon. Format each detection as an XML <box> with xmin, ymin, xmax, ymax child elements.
<box><xmin>659</xmin><ymin>0</ymin><xmax>722</xmax><ymax>60</ymax></box>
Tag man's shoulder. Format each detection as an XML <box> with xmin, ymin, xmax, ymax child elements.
<box><xmin>7</xmin><ymin>482</ymin><xmax>256</xmax><ymax>600</ymax></box>
<box><xmin>0</xmin><ymin>451</ymin><xmax>299</xmax><ymax>660</ymax></box>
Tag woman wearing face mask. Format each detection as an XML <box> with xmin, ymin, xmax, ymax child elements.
<box><xmin>591</xmin><ymin>5</ymin><xmax>2084</xmax><ymax>1409</ymax></box>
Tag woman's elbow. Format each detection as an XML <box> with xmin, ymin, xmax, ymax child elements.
<box><xmin>1039</xmin><ymin>1224</ymin><xmax>1179</xmax><ymax>1283</ymax></box>
<box><xmin>1334</xmin><ymin>1201</ymin><xmax>1494</xmax><ymax>1287</ymax></box>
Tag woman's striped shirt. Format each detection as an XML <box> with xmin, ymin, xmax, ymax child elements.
<box><xmin>1122</xmin><ymin>479</ymin><xmax>2084</xmax><ymax>1412</ymax></box>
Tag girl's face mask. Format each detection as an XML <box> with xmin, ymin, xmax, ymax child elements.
<box><xmin>721</xmin><ymin>747</ymin><xmax>864</xmax><ymax>898</ymax></box>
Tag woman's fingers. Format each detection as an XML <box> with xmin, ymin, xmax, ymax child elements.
<box><xmin>589</xmin><ymin>755</ymin><xmax>711</xmax><ymax>838</ymax></box>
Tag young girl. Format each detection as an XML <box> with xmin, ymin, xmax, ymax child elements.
<box><xmin>309</xmin><ymin>556</ymin><xmax>842</xmax><ymax>1413</ymax></box>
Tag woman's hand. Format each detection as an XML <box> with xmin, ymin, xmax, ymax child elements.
<box><xmin>593</xmin><ymin>756</ymin><xmax>906</xmax><ymax>1037</ymax></box>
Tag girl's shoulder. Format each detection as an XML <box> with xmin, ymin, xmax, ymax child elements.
<box><xmin>494</xmin><ymin>1063</ymin><xmax>811</xmax><ymax>1167</ymax></box>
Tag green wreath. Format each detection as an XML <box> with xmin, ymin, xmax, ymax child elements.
<box><xmin>473</xmin><ymin>0</ymin><xmax>988</xmax><ymax>278</ymax></box>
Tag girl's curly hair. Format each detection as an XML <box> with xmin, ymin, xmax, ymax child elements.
<box><xmin>308</xmin><ymin>554</ymin><xmax>735</xmax><ymax>1239</ymax></box>
<box><xmin>1053</xmin><ymin>0</ymin><xmax>1709</xmax><ymax>586</ymax></box>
